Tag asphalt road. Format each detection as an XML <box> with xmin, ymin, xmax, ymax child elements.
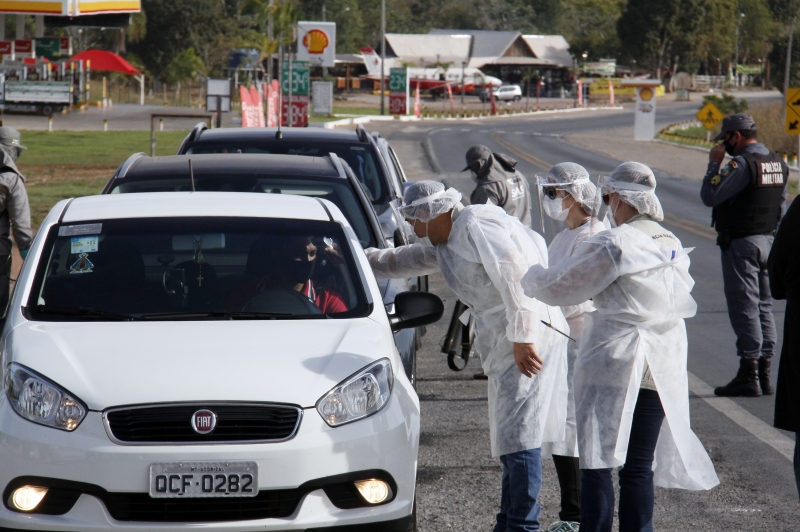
<box><xmin>370</xmin><ymin>92</ymin><xmax>800</xmax><ymax>531</ymax></box>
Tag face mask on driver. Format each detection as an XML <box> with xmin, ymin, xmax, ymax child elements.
<box><xmin>543</xmin><ymin>195</ymin><xmax>570</xmax><ymax>221</ymax></box>
<box><xmin>283</xmin><ymin>257</ymin><xmax>315</xmax><ymax>285</ymax></box>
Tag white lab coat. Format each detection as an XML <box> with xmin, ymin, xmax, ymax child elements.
<box><xmin>521</xmin><ymin>221</ymin><xmax>719</xmax><ymax>490</ymax></box>
<box><xmin>541</xmin><ymin>217</ymin><xmax>605</xmax><ymax>459</ymax></box>
<box><xmin>367</xmin><ymin>204</ymin><xmax>569</xmax><ymax>457</ymax></box>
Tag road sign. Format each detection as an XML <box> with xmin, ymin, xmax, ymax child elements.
<box><xmin>785</xmin><ymin>88</ymin><xmax>800</xmax><ymax>134</ymax></box>
<box><xmin>696</xmin><ymin>102</ymin><xmax>724</xmax><ymax>130</ymax></box>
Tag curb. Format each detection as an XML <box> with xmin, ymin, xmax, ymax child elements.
<box><xmin>321</xmin><ymin>105</ymin><xmax>625</xmax><ymax>129</ymax></box>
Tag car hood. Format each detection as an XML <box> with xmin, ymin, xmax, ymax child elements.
<box><xmin>5</xmin><ymin>318</ymin><xmax>394</xmax><ymax>411</ymax></box>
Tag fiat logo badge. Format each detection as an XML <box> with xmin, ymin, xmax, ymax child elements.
<box><xmin>191</xmin><ymin>409</ymin><xmax>217</xmax><ymax>434</ymax></box>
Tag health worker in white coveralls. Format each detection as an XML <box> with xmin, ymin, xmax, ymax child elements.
<box><xmin>365</xmin><ymin>180</ymin><xmax>568</xmax><ymax>532</ymax></box>
<box><xmin>538</xmin><ymin>163</ymin><xmax>605</xmax><ymax>532</ymax></box>
<box><xmin>521</xmin><ymin>162</ymin><xmax>719</xmax><ymax>532</ymax></box>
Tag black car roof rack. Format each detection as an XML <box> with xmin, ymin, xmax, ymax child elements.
<box><xmin>115</xmin><ymin>152</ymin><xmax>147</xmax><ymax>178</ymax></box>
<box><xmin>328</xmin><ymin>152</ymin><xmax>347</xmax><ymax>179</ymax></box>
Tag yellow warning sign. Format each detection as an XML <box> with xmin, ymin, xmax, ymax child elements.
<box><xmin>696</xmin><ymin>102</ymin><xmax>725</xmax><ymax>131</ymax></box>
<box><xmin>785</xmin><ymin>88</ymin><xmax>800</xmax><ymax>134</ymax></box>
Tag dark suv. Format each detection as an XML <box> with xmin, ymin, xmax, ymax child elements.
<box><xmin>103</xmin><ymin>152</ymin><xmax>421</xmax><ymax>384</ymax></box>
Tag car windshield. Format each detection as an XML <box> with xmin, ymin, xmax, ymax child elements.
<box><xmin>183</xmin><ymin>141</ymin><xmax>390</xmax><ymax>205</ymax></box>
<box><xmin>27</xmin><ymin>217</ymin><xmax>371</xmax><ymax>321</ymax></box>
<box><xmin>106</xmin><ymin>175</ymin><xmax>377</xmax><ymax>248</ymax></box>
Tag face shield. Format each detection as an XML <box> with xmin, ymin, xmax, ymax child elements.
<box><xmin>389</xmin><ymin>198</ymin><xmax>417</xmax><ymax>245</ymax></box>
<box><xmin>595</xmin><ymin>175</ymin><xmax>660</xmax><ymax>227</ymax></box>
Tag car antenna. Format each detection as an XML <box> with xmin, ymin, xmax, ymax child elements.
<box><xmin>276</xmin><ymin>114</ymin><xmax>283</xmax><ymax>139</ymax></box>
<box><xmin>188</xmin><ymin>158</ymin><xmax>196</xmax><ymax>192</ymax></box>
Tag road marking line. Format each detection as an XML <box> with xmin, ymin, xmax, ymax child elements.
<box><xmin>688</xmin><ymin>372</ymin><xmax>794</xmax><ymax>462</ymax></box>
<box><xmin>490</xmin><ymin>132</ymin><xmax>551</xmax><ymax>171</ymax></box>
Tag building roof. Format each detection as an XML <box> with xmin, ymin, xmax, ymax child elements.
<box><xmin>428</xmin><ymin>29</ymin><xmax>541</xmax><ymax>68</ymax></box>
<box><xmin>523</xmin><ymin>35</ymin><xmax>573</xmax><ymax>67</ymax></box>
<box><xmin>384</xmin><ymin>33</ymin><xmax>471</xmax><ymax>67</ymax></box>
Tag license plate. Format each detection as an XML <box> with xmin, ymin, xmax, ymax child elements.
<box><xmin>149</xmin><ymin>462</ymin><xmax>258</xmax><ymax>498</ymax></box>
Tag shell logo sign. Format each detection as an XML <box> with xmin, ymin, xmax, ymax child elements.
<box><xmin>303</xmin><ymin>29</ymin><xmax>330</xmax><ymax>54</ymax></box>
<box><xmin>297</xmin><ymin>22</ymin><xmax>336</xmax><ymax>67</ymax></box>
<box><xmin>639</xmin><ymin>88</ymin><xmax>654</xmax><ymax>101</ymax></box>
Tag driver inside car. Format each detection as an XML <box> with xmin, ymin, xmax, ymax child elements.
<box><xmin>226</xmin><ymin>235</ymin><xmax>349</xmax><ymax>314</ymax></box>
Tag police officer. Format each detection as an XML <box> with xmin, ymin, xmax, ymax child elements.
<box><xmin>0</xmin><ymin>127</ymin><xmax>31</xmax><ymax>310</ymax></box>
<box><xmin>700</xmin><ymin>114</ymin><xmax>788</xmax><ymax>397</ymax></box>
<box><xmin>464</xmin><ymin>145</ymin><xmax>533</xmax><ymax>227</ymax></box>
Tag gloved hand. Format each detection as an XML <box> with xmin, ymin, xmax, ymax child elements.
<box><xmin>20</xmin><ymin>248</ymin><xmax>28</xmax><ymax>260</ymax></box>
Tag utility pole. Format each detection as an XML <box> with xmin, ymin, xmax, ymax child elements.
<box><xmin>380</xmin><ymin>0</ymin><xmax>386</xmax><ymax>115</ymax></box>
<box><xmin>735</xmin><ymin>12</ymin><xmax>745</xmax><ymax>87</ymax></box>
<box><xmin>785</xmin><ymin>15</ymin><xmax>797</xmax><ymax>106</ymax></box>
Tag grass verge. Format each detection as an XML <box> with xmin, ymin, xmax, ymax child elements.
<box><xmin>18</xmin><ymin>130</ymin><xmax>189</xmax><ymax>228</ymax></box>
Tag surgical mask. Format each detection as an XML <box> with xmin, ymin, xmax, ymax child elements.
<box><xmin>723</xmin><ymin>138</ymin><xmax>736</xmax><ymax>156</ymax></box>
<box><xmin>543</xmin><ymin>195</ymin><xmax>570</xmax><ymax>221</ymax></box>
<box><xmin>606</xmin><ymin>197</ymin><xmax>620</xmax><ymax>228</ymax></box>
<box><xmin>282</xmin><ymin>257</ymin><xmax>315</xmax><ymax>285</ymax></box>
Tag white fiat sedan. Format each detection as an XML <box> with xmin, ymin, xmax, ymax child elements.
<box><xmin>0</xmin><ymin>192</ymin><xmax>443</xmax><ymax>531</ymax></box>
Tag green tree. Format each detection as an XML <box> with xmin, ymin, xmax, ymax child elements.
<box><xmin>702</xmin><ymin>92</ymin><xmax>749</xmax><ymax>114</ymax></box>
<box><xmin>559</xmin><ymin>0</ymin><xmax>625</xmax><ymax>60</ymax></box>
<box><xmin>130</xmin><ymin>0</ymin><xmax>232</xmax><ymax>80</ymax></box>
<box><xmin>693</xmin><ymin>0</ymin><xmax>737</xmax><ymax>75</ymax></box>
<box><xmin>617</xmin><ymin>0</ymin><xmax>704</xmax><ymax>80</ymax></box>
<box><xmin>739</xmin><ymin>0</ymin><xmax>776</xmax><ymax>64</ymax></box>
<box><xmin>166</xmin><ymin>48</ymin><xmax>206</xmax><ymax>105</ymax></box>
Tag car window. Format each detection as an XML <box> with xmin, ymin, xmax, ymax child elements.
<box><xmin>27</xmin><ymin>217</ymin><xmax>370</xmax><ymax>321</ymax></box>
<box><xmin>106</xmin><ymin>174</ymin><xmax>377</xmax><ymax>249</ymax></box>
<box><xmin>184</xmin><ymin>141</ymin><xmax>389</xmax><ymax>205</ymax></box>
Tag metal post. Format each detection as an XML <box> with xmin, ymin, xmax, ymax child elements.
<box><xmin>785</xmin><ymin>15</ymin><xmax>796</xmax><ymax>108</ymax></box>
<box><xmin>288</xmin><ymin>54</ymin><xmax>293</xmax><ymax>126</ymax></box>
<box><xmin>267</xmin><ymin>0</ymin><xmax>274</xmax><ymax>83</ymax></box>
<box><xmin>461</xmin><ymin>61</ymin><xmax>465</xmax><ymax>106</ymax></box>
<box><xmin>380</xmin><ymin>0</ymin><xmax>386</xmax><ymax>115</ymax></box>
<box><xmin>15</xmin><ymin>15</ymin><xmax>24</xmax><ymax>39</ymax></box>
<box><xmin>0</xmin><ymin>15</ymin><xmax>5</xmax><ymax>41</ymax></box>
<box><xmin>216</xmin><ymin>96</ymin><xmax>222</xmax><ymax>128</ymax></box>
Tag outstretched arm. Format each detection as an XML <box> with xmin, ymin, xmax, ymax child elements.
<box><xmin>365</xmin><ymin>244</ymin><xmax>440</xmax><ymax>279</ymax></box>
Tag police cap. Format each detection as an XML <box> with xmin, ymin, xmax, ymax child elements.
<box><xmin>713</xmin><ymin>113</ymin><xmax>757</xmax><ymax>141</ymax></box>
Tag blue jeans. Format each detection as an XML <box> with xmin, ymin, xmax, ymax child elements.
<box><xmin>493</xmin><ymin>448</ymin><xmax>543</xmax><ymax>532</ymax></box>
<box><xmin>580</xmin><ymin>389</ymin><xmax>665</xmax><ymax>532</ymax></box>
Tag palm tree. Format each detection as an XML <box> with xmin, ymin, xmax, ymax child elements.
<box><xmin>167</xmin><ymin>48</ymin><xmax>206</xmax><ymax>107</ymax></box>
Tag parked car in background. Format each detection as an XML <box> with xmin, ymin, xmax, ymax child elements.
<box><xmin>479</xmin><ymin>84</ymin><xmax>522</xmax><ymax>102</ymax></box>
<box><xmin>0</xmin><ymin>191</ymin><xmax>443</xmax><ymax>531</ymax></box>
<box><xmin>103</xmin><ymin>153</ymin><xmax>423</xmax><ymax>385</ymax></box>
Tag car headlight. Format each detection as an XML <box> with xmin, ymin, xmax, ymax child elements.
<box><xmin>317</xmin><ymin>358</ymin><xmax>393</xmax><ymax>427</ymax></box>
<box><xmin>4</xmin><ymin>363</ymin><xmax>87</xmax><ymax>431</ymax></box>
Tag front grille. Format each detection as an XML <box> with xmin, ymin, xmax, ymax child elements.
<box><xmin>100</xmin><ymin>490</ymin><xmax>303</xmax><ymax>522</ymax></box>
<box><xmin>104</xmin><ymin>404</ymin><xmax>302</xmax><ymax>444</ymax></box>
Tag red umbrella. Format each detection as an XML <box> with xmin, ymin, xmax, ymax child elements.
<box><xmin>71</xmin><ymin>50</ymin><xmax>141</xmax><ymax>75</ymax></box>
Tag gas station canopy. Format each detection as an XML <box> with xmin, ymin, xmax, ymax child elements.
<box><xmin>0</xmin><ymin>0</ymin><xmax>140</xmax><ymax>16</ymax></box>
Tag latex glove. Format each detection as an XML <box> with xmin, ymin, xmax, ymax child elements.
<box><xmin>19</xmin><ymin>248</ymin><xmax>28</xmax><ymax>260</ymax></box>
<box><xmin>514</xmin><ymin>342</ymin><xmax>542</xmax><ymax>378</ymax></box>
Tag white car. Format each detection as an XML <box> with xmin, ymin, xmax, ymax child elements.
<box><xmin>479</xmin><ymin>84</ymin><xmax>522</xmax><ymax>102</ymax></box>
<box><xmin>0</xmin><ymin>192</ymin><xmax>443</xmax><ymax>531</ymax></box>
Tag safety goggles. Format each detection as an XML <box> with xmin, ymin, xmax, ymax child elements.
<box><xmin>543</xmin><ymin>187</ymin><xmax>566</xmax><ymax>200</ymax></box>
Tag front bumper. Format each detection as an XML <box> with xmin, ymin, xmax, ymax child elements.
<box><xmin>0</xmin><ymin>385</ymin><xmax>420</xmax><ymax>531</ymax></box>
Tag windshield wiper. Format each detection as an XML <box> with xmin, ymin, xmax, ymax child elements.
<box><xmin>33</xmin><ymin>305</ymin><xmax>137</xmax><ymax>321</ymax></box>
<box><xmin>138</xmin><ymin>311</ymin><xmax>313</xmax><ymax>320</ymax></box>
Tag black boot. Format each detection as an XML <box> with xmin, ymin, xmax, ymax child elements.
<box><xmin>714</xmin><ymin>358</ymin><xmax>761</xmax><ymax>397</ymax></box>
<box><xmin>758</xmin><ymin>357</ymin><xmax>775</xmax><ymax>395</ymax></box>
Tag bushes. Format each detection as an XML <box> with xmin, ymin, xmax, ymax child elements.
<box><xmin>748</xmin><ymin>101</ymin><xmax>798</xmax><ymax>156</ymax></box>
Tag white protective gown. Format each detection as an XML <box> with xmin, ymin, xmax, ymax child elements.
<box><xmin>541</xmin><ymin>217</ymin><xmax>605</xmax><ymax>459</ymax></box>
<box><xmin>367</xmin><ymin>204</ymin><xmax>569</xmax><ymax>457</ymax></box>
<box><xmin>521</xmin><ymin>220</ymin><xmax>719</xmax><ymax>490</ymax></box>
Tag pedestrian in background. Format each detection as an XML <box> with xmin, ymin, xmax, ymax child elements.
<box><xmin>767</xmin><ymin>196</ymin><xmax>800</xmax><ymax>500</ymax></box>
<box><xmin>464</xmin><ymin>144</ymin><xmax>533</xmax><ymax>228</ymax></box>
<box><xmin>0</xmin><ymin>126</ymin><xmax>31</xmax><ymax>310</ymax></box>
<box><xmin>523</xmin><ymin>162</ymin><xmax>719</xmax><ymax>532</ymax></box>
<box><xmin>700</xmin><ymin>114</ymin><xmax>788</xmax><ymax>397</ymax></box>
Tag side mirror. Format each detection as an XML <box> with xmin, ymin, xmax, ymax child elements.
<box><xmin>389</xmin><ymin>291</ymin><xmax>444</xmax><ymax>332</ymax></box>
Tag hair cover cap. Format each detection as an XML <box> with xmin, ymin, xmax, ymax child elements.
<box><xmin>399</xmin><ymin>180</ymin><xmax>463</xmax><ymax>223</ymax></box>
